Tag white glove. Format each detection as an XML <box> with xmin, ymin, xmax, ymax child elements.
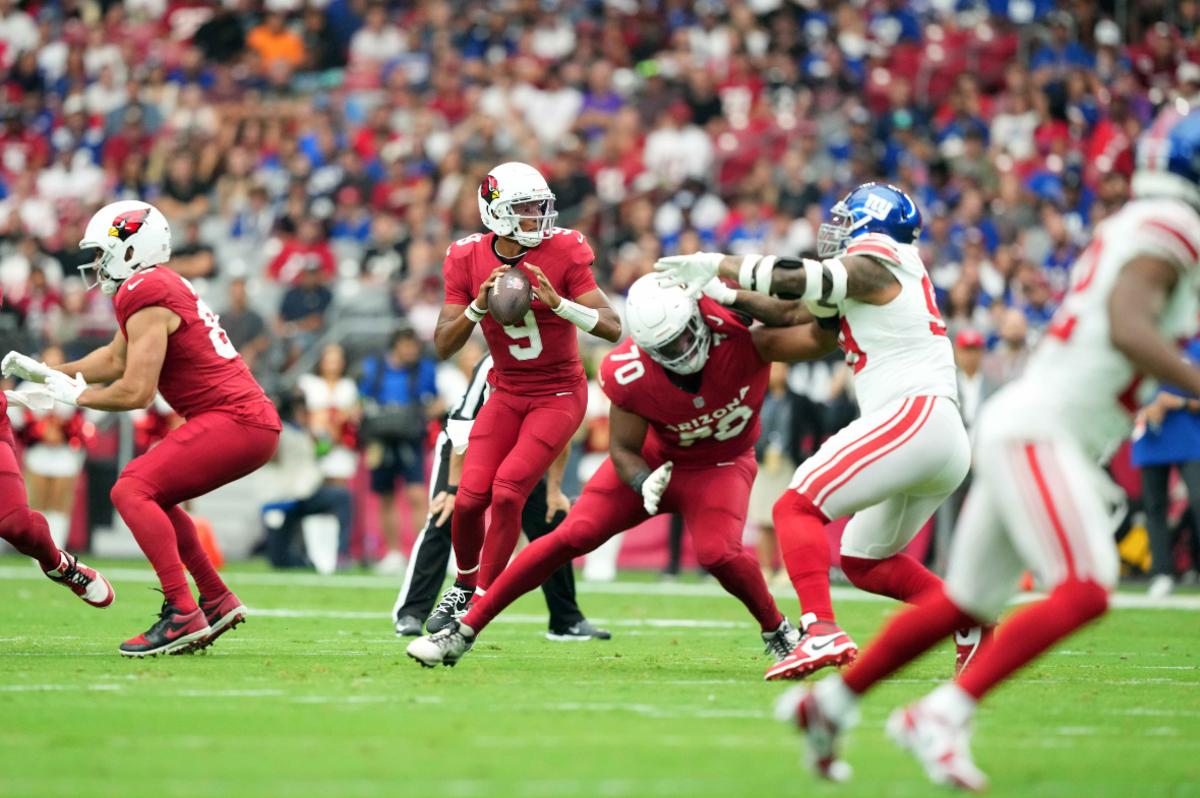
<box><xmin>2</xmin><ymin>351</ymin><xmax>54</xmax><ymax>384</ymax></box>
<box><xmin>4</xmin><ymin>387</ymin><xmax>56</xmax><ymax>412</ymax></box>
<box><xmin>640</xmin><ymin>461</ymin><xmax>673</xmax><ymax>515</ymax></box>
<box><xmin>654</xmin><ymin>253</ymin><xmax>725</xmax><ymax>297</ymax></box>
<box><xmin>44</xmin><ymin>371</ymin><xmax>87</xmax><ymax>406</ymax></box>
<box><xmin>803</xmin><ymin>297</ymin><xmax>840</xmax><ymax>319</ymax></box>
<box><xmin>701</xmin><ymin>276</ymin><xmax>738</xmax><ymax>305</ymax></box>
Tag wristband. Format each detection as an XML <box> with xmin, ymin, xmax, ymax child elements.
<box><xmin>738</xmin><ymin>255</ymin><xmax>761</xmax><ymax>290</ymax></box>
<box><xmin>465</xmin><ymin>301</ymin><xmax>486</xmax><ymax>323</ymax></box>
<box><xmin>552</xmin><ymin>297</ymin><xmax>600</xmax><ymax>332</ymax></box>
<box><xmin>628</xmin><ymin>469</ymin><xmax>651</xmax><ymax>495</ymax></box>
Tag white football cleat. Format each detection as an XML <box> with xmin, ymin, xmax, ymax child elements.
<box><xmin>775</xmin><ymin>684</ymin><xmax>853</xmax><ymax>782</ymax></box>
<box><xmin>406</xmin><ymin>622</ymin><xmax>475</xmax><ymax>668</ymax></box>
<box><xmin>764</xmin><ymin>613</ymin><xmax>857</xmax><ymax>681</ymax></box>
<box><xmin>886</xmin><ymin>700</ymin><xmax>988</xmax><ymax>792</ymax></box>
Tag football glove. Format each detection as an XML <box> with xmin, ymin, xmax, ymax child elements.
<box><xmin>3</xmin><ymin>387</ymin><xmax>56</xmax><ymax>412</ymax></box>
<box><xmin>45</xmin><ymin>371</ymin><xmax>87</xmax><ymax>406</ymax></box>
<box><xmin>701</xmin><ymin>277</ymin><xmax>738</xmax><ymax>306</ymax></box>
<box><xmin>640</xmin><ymin>461</ymin><xmax>673</xmax><ymax>516</ymax></box>
<box><xmin>2</xmin><ymin>351</ymin><xmax>54</xmax><ymax>384</ymax></box>
<box><xmin>654</xmin><ymin>253</ymin><xmax>724</xmax><ymax>296</ymax></box>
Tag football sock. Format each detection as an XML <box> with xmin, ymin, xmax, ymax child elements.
<box><xmin>773</xmin><ymin>491</ymin><xmax>837</xmax><ymax>622</ymax></box>
<box><xmin>0</xmin><ymin>503</ymin><xmax>61</xmax><ymax>572</ymax></box>
<box><xmin>111</xmin><ymin>477</ymin><xmax>198</xmax><ymax>612</ymax></box>
<box><xmin>923</xmin><ymin>683</ymin><xmax>976</xmax><ymax>726</ymax></box>
<box><xmin>477</xmin><ymin>482</ymin><xmax>528</xmax><ymax>589</ymax></box>
<box><xmin>463</xmin><ymin>531</ymin><xmax>580</xmax><ymax>633</ymax></box>
<box><xmin>840</xmin><ymin>554</ymin><xmax>942</xmax><ymax>603</ymax></box>
<box><xmin>705</xmin><ymin>549</ymin><xmax>785</xmax><ymax>631</ymax></box>
<box><xmin>168</xmin><ymin>506</ymin><xmax>229</xmax><ymax>599</ymax></box>
<box><xmin>842</xmin><ymin>589</ymin><xmax>977</xmax><ymax>695</ymax></box>
<box><xmin>450</xmin><ymin>486</ymin><xmax>488</xmax><ymax>589</ymax></box>
<box><xmin>44</xmin><ymin>510</ymin><xmax>69</xmax><ymax>548</ymax></box>
<box><xmin>957</xmin><ymin>578</ymin><xmax>1108</xmax><ymax>701</ymax></box>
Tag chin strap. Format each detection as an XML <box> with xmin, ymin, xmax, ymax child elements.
<box><xmin>552</xmin><ymin>298</ymin><xmax>599</xmax><ymax>332</ymax></box>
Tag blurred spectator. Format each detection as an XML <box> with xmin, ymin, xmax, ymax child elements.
<box><xmin>221</xmin><ymin>277</ymin><xmax>270</xmax><ymax>375</ymax></box>
<box><xmin>169</xmin><ymin>220</ymin><xmax>217</xmax><ymax>280</ymax></box>
<box><xmin>984</xmin><ymin>308</ymin><xmax>1032</xmax><ymax>386</ymax></box>
<box><xmin>268</xmin><ymin>217</ymin><xmax>337</xmax><ymax>283</ymax></box>
<box><xmin>359</xmin><ymin>327</ymin><xmax>437</xmax><ymax>575</ymax></box>
<box><xmin>247</xmin><ymin>12</ymin><xmax>305</xmax><ymax>73</ymax></box>
<box><xmin>298</xmin><ymin>343</ymin><xmax>360</xmax><ymax>487</ymax></box>
<box><xmin>953</xmin><ymin>329</ymin><xmax>996</xmax><ymax>432</ymax></box>
<box><xmin>748</xmin><ymin>363</ymin><xmax>797</xmax><ymax>586</ymax></box>
<box><xmin>277</xmin><ymin>262</ymin><xmax>333</xmax><ymax>361</ymax></box>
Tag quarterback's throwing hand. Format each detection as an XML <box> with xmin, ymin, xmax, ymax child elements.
<box><xmin>654</xmin><ymin>253</ymin><xmax>724</xmax><ymax>296</ymax></box>
<box><xmin>45</xmin><ymin>371</ymin><xmax>87</xmax><ymax>406</ymax></box>
<box><xmin>2</xmin><ymin>351</ymin><xmax>54</xmax><ymax>384</ymax></box>
<box><xmin>641</xmin><ymin>461</ymin><xmax>673</xmax><ymax>515</ymax></box>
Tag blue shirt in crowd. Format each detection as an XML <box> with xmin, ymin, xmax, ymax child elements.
<box><xmin>1132</xmin><ymin>338</ymin><xmax>1200</xmax><ymax>467</ymax></box>
<box><xmin>359</xmin><ymin>355</ymin><xmax>438</xmax><ymax>407</ymax></box>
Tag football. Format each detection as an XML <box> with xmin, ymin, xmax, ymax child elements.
<box><xmin>490</xmin><ymin>267</ymin><xmax>532</xmax><ymax>326</ymax></box>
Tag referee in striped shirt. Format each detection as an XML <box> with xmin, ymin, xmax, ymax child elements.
<box><xmin>392</xmin><ymin>355</ymin><xmax>610</xmax><ymax>640</ymax></box>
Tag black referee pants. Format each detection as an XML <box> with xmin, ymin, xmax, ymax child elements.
<box><xmin>392</xmin><ymin>437</ymin><xmax>586</xmax><ymax>630</ymax></box>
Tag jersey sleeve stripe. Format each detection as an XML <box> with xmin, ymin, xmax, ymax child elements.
<box><xmin>846</xmin><ymin>242</ymin><xmax>901</xmax><ymax>264</ymax></box>
<box><xmin>1144</xmin><ymin>219</ymin><xmax>1200</xmax><ymax>264</ymax></box>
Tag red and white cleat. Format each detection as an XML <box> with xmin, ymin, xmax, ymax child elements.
<box><xmin>44</xmin><ymin>550</ymin><xmax>115</xmax><ymax>608</ymax></box>
<box><xmin>775</xmin><ymin>685</ymin><xmax>854</xmax><ymax>782</ymax></box>
<box><xmin>189</xmin><ymin>591</ymin><xmax>248</xmax><ymax>653</ymax></box>
<box><xmin>886</xmin><ymin>700</ymin><xmax>988</xmax><ymax>792</ymax></box>
<box><xmin>954</xmin><ymin>625</ymin><xmax>994</xmax><ymax>676</ymax></box>
<box><xmin>764</xmin><ymin>613</ymin><xmax>857</xmax><ymax>681</ymax></box>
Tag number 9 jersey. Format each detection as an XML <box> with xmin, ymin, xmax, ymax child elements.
<box><xmin>599</xmin><ymin>298</ymin><xmax>770</xmax><ymax>467</ymax></box>
<box><xmin>443</xmin><ymin>228</ymin><xmax>599</xmax><ymax>395</ymax></box>
<box><xmin>113</xmin><ymin>266</ymin><xmax>279</xmax><ymax>429</ymax></box>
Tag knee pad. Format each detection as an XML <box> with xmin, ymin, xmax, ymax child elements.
<box><xmin>693</xmin><ymin>537</ymin><xmax>738</xmax><ymax>571</ymax></box>
<box><xmin>489</xmin><ymin>481</ymin><xmax>527</xmax><ymax>517</ymax></box>
<box><xmin>110</xmin><ymin>476</ymin><xmax>157</xmax><ymax>512</ymax></box>
<box><xmin>772</xmin><ymin>490</ymin><xmax>829</xmax><ymax>529</ymax></box>
<box><xmin>454</xmin><ymin>485</ymin><xmax>491</xmax><ymax>518</ymax></box>
<box><xmin>0</xmin><ymin>505</ymin><xmax>35</xmax><ymax>542</ymax></box>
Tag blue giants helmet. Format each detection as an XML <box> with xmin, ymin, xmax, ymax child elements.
<box><xmin>817</xmin><ymin>182</ymin><xmax>922</xmax><ymax>258</ymax></box>
<box><xmin>1131</xmin><ymin>102</ymin><xmax>1200</xmax><ymax>211</ymax></box>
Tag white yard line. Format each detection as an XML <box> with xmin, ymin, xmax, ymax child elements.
<box><xmin>4</xmin><ymin>563</ymin><xmax>1200</xmax><ymax>610</ymax></box>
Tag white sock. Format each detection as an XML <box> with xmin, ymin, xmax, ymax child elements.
<box><xmin>459</xmin><ymin>622</ymin><xmax>476</xmax><ymax>638</ymax></box>
<box><xmin>45</xmin><ymin>511</ymin><xmax>69</xmax><ymax>548</ymax></box>
<box><xmin>923</xmin><ymin>683</ymin><xmax>977</xmax><ymax>726</ymax></box>
<box><xmin>815</xmin><ymin>675</ymin><xmax>861</xmax><ymax>728</ymax></box>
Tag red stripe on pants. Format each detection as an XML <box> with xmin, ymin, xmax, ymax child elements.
<box><xmin>1022</xmin><ymin>443</ymin><xmax>1077</xmax><ymax>579</ymax></box>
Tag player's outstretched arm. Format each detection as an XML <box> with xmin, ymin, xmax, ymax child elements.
<box><xmin>751</xmin><ymin>322</ymin><xmax>840</xmax><ymax>364</ymax></box>
<box><xmin>712</xmin><ymin>253</ymin><xmax>899</xmax><ymax>305</ymax></box>
<box><xmin>1109</xmin><ymin>255</ymin><xmax>1200</xmax><ymax>395</ymax></box>
<box><xmin>703</xmin><ymin>277</ymin><xmax>811</xmax><ymax>327</ymax></box>
<box><xmin>75</xmin><ymin>307</ymin><xmax>175</xmax><ymax>412</ymax></box>
<box><xmin>55</xmin><ymin>329</ymin><xmax>128</xmax><ymax>384</ymax></box>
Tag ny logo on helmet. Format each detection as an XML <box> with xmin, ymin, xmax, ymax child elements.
<box><xmin>862</xmin><ymin>194</ymin><xmax>895</xmax><ymax>221</ymax></box>
<box><xmin>480</xmin><ymin>175</ymin><xmax>501</xmax><ymax>202</ymax></box>
<box><xmin>108</xmin><ymin>207</ymin><xmax>151</xmax><ymax>241</ymax></box>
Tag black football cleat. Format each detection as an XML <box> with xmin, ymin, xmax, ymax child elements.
<box><xmin>119</xmin><ymin>599</ymin><xmax>211</xmax><ymax>658</ymax></box>
<box><xmin>546</xmin><ymin>619</ymin><xmax>612</xmax><ymax>641</ymax></box>
<box><xmin>425</xmin><ymin>583</ymin><xmax>474</xmax><ymax>634</ymax></box>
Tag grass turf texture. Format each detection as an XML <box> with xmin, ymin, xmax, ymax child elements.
<box><xmin>1</xmin><ymin>558</ymin><xmax>1198</xmax><ymax>798</ymax></box>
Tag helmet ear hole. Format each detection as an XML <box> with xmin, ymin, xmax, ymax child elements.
<box><xmin>124</xmin><ymin>247</ymin><xmax>134</xmax><ymax>262</ymax></box>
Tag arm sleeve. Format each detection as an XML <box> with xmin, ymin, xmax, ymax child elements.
<box><xmin>565</xmin><ymin>234</ymin><xmax>600</xmax><ymax>299</ymax></box>
<box><xmin>114</xmin><ymin>276</ymin><xmax>172</xmax><ymax>328</ymax></box>
<box><xmin>1139</xmin><ymin>219</ymin><xmax>1200</xmax><ymax>274</ymax></box>
<box><xmin>442</xmin><ymin>253</ymin><xmax>472</xmax><ymax>306</ymax></box>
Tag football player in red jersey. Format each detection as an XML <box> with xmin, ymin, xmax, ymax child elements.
<box><xmin>427</xmin><ymin>162</ymin><xmax>621</xmax><ymax>631</ymax></box>
<box><xmin>0</xmin><ymin>362</ymin><xmax>114</xmax><ymax>609</ymax></box>
<box><xmin>3</xmin><ymin>201</ymin><xmax>281</xmax><ymax>657</ymax></box>
<box><xmin>406</xmin><ymin>272</ymin><xmax>841</xmax><ymax>668</ymax></box>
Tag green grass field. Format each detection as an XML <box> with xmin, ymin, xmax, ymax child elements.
<box><xmin>1</xmin><ymin>557</ymin><xmax>1198</xmax><ymax>798</ymax></box>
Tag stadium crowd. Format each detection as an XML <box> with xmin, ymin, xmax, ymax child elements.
<box><xmin>0</xmin><ymin>0</ymin><xmax>1197</xmax><ymax>579</ymax></box>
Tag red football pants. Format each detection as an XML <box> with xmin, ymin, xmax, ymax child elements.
<box><xmin>463</xmin><ymin>451</ymin><xmax>783</xmax><ymax>632</ymax></box>
<box><xmin>452</xmin><ymin>378</ymin><xmax>587</xmax><ymax>590</ymax></box>
<box><xmin>110</xmin><ymin>412</ymin><xmax>279</xmax><ymax>612</ymax></box>
<box><xmin>0</xmin><ymin>418</ymin><xmax>59</xmax><ymax>570</ymax></box>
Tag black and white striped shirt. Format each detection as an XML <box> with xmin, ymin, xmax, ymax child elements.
<box><xmin>444</xmin><ymin>355</ymin><xmax>493</xmax><ymax>454</ymax></box>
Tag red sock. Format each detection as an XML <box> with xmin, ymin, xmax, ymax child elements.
<box><xmin>706</xmin><ymin>550</ymin><xmax>785</xmax><ymax>631</ymax></box>
<box><xmin>478</xmin><ymin>482</ymin><xmax>527</xmax><ymax>590</ymax></box>
<box><xmin>111</xmin><ymin>477</ymin><xmax>198</xmax><ymax>612</ymax></box>
<box><xmin>843</xmin><ymin>589</ymin><xmax>978</xmax><ymax>694</ymax></box>
<box><xmin>0</xmin><ymin>504</ymin><xmax>61</xmax><ymax>572</ymax></box>
<box><xmin>841</xmin><ymin>553</ymin><xmax>943</xmax><ymax>603</ymax></box>
<box><xmin>463</xmin><ymin>531</ymin><xmax>580</xmax><ymax>633</ymax></box>
<box><xmin>774</xmin><ymin>491</ymin><xmax>836</xmax><ymax>622</ymax></box>
<box><xmin>168</xmin><ymin>506</ymin><xmax>228</xmax><ymax>599</ymax></box>
<box><xmin>957</xmin><ymin>578</ymin><xmax>1108</xmax><ymax>701</ymax></box>
<box><xmin>451</xmin><ymin>486</ymin><xmax>489</xmax><ymax>589</ymax></box>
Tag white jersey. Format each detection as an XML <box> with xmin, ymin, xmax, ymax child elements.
<box><xmin>980</xmin><ymin>198</ymin><xmax>1200</xmax><ymax>461</ymax></box>
<box><xmin>836</xmin><ymin>233</ymin><xmax>959</xmax><ymax>414</ymax></box>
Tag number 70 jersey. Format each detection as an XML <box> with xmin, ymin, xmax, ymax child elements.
<box><xmin>113</xmin><ymin>265</ymin><xmax>278</xmax><ymax>427</ymax></box>
<box><xmin>598</xmin><ymin>298</ymin><xmax>770</xmax><ymax>467</ymax></box>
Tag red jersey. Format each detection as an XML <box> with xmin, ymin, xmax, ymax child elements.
<box><xmin>599</xmin><ymin>299</ymin><xmax>769</xmax><ymax>467</ymax></box>
<box><xmin>443</xmin><ymin>228</ymin><xmax>599</xmax><ymax>396</ymax></box>
<box><xmin>113</xmin><ymin>266</ymin><xmax>280</xmax><ymax>429</ymax></box>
